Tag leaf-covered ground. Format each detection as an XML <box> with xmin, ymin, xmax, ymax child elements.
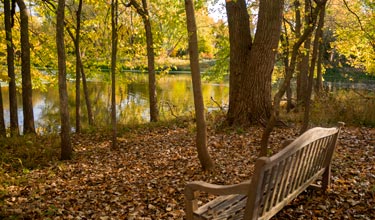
<box><xmin>1</xmin><ymin>124</ymin><xmax>374</xmax><ymax>219</ymax></box>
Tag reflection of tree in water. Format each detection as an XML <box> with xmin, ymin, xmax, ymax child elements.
<box><xmin>36</xmin><ymin>91</ymin><xmax>60</xmax><ymax>134</ymax></box>
<box><xmin>4</xmin><ymin>76</ymin><xmax>229</xmax><ymax>133</ymax></box>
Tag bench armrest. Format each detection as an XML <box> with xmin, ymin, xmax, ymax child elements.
<box><xmin>185</xmin><ymin>180</ymin><xmax>251</xmax><ymax>198</ymax></box>
<box><xmin>184</xmin><ymin>180</ymin><xmax>251</xmax><ymax>219</ymax></box>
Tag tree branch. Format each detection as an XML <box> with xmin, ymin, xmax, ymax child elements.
<box><xmin>342</xmin><ymin>0</ymin><xmax>375</xmax><ymax>49</ymax></box>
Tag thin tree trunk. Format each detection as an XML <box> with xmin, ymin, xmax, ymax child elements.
<box><xmin>0</xmin><ymin>86</ymin><xmax>5</xmax><ymax>137</ymax></box>
<box><xmin>17</xmin><ymin>0</ymin><xmax>35</xmax><ymax>134</ymax></box>
<box><xmin>300</xmin><ymin>2</ymin><xmax>326</xmax><ymax>134</ymax></box>
<box><xmin>111</xmin><ymin>0</ymin><xmax>118</xmax><ymax>149</ymax></box>
<box><xmin>56</xmin><ymin>0</ymin><xmax>72</xmax><ymax>160</ymax></box>
<box><xmin>143</xmin><ymin>10</ymin><xmax>159</xmax><ymax>122</ymax></box>
<box><xmin>294</xmin><ymin>0</ymin><xmax>302</xmax><ymax>111</ymax></box>
<box><xmin>81</xmin><ymin>62</ymin><xmax>94</xmax><ymax>126</ymax></box>
<box><xmin>315</xmin><ymin>6</ymin><xmax>326</xmax><ymax>93</ymax></box>
<box><xmin>66</xmin><ymin>29</ymin><xmax>94</xmax><ymax>128</ymax></box>
<box><xmin>142</xmin><ymin>0</ymin><xmax>158</xmax><ymax>122</ymax></box>
<box><xmin>260</xmin><ymin>3</ymin><xmax>323</xmax><ymax>156</ymax></box>
<box><xmin>297</xmin><ymin>0</ymin><xmax>312</xmax><ymax>107</ymax></box>
<box><xmin>127</xmin><ymin>0</ymin><xmax>159</xmax><ymax>122</ymax></box>
<box><xmin>4</xmin><ymin>0</ymin><xmax>19</xmax><ymax>136</ymax></box>
<box><xmin>184</xmin><ymin>0</ymin><xmax>214</xmax><ymax>171</ymax></box>
<box><xmin>281</xmin><ymin>21</ymin><xmax>293</xmax><ymax>113</ymax></box>
<box><xmin>75</xmin><ymin>0</ymin><xmax>83</xmax><ymax>133</ymax></box>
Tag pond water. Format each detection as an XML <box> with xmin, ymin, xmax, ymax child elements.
<box><xmin>1</xmin><ymin>74</ymin><xmax>229</xmax><ymax>133</ymax></box>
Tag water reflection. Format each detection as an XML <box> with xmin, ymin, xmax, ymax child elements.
<box><xmin>1</xmin><ymin>74</ymin><xmax>229</xmax><ymax>133</ymax></box>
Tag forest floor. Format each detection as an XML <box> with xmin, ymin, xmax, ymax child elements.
<box><xmin>1</xmin><ymin>121</ymin><xmax>374</xmax><ymax>219</ymax></box>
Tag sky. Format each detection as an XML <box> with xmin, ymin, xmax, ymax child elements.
<box><xmin>207</xmin><ymin>0</ymin><xmax>227</xmax><ymax>22</ymax></box>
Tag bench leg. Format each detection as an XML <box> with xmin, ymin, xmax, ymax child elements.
<box><xmin>322</xmin><ymin>164</ymin><xmax>331</xmax><ymax>192</ymax></box>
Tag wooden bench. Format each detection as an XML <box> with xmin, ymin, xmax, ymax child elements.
<box><xmin>185</xmin><ymin>123</ymin><xmax>344</xmax><ymax>220</ymax></box>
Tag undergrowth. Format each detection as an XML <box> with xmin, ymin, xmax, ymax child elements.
<box><xmin>311</xmin><ymin>90</ymin><xmax>375</xmax><ymax>127</ymax></box>
<box><xmin>0</xmin><ymin>134</ymin><xmax>60</xmax><ymax>188</ymax></box>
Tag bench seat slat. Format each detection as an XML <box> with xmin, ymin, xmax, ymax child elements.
<box><xmin>194</xmin><ymin>194</ymin><xmax>247</xmax><ymax>220</ymax></box>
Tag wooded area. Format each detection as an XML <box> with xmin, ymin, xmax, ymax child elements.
<box><xmin>0</xmin><ymin>0</ymin><xmax>374</xmax><ymax>219</ymax></box>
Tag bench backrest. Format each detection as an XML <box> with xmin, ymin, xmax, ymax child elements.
<box><xmin>244</xmin><ymin>125</ymin><xmax>343</xmax><ymax>220</ymax></box>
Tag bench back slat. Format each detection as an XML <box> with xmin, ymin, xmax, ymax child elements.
<box><xmin>244</xmin><ymin>126</ymin><xmax>342</xmax><ymax>220</ymax></box>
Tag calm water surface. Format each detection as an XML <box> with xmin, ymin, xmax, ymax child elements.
<box><xmin>1</xmin><ymin>74</ymin><xmax>228</xmax><ymax>133</ymax></box>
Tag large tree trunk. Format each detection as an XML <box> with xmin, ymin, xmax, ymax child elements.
<box><xmin>4</xmin><ymin>0</ymin><xmax>19</xmax><ymax>136</ymax></box>
<box><xmin>17</xmin><ymin>0</ymin><xmax>35</xmax><ymax>134</ymax></box>
<box><xmin>226</xmin><ymin>0</ymin><xmax>283</xmax><ymax>126</ymax></box>
<box><xmin>75</xmin><ymin>0</ymin><xmax>83</xmax><ymax>133</ymax></box>
<box><xmin>184</xmin><ymin>0</ymin><xmax>214</xmax><ymax>171</ymax></box>
<box><xmin>56</xmin><ymin>0</ymin><xmax>72</xmax><ymax>160</ymax></box>
<box><xmin>0</xmin><ymin>86</ymin><xmax>5</xmax><ymax>137</ymax></box>
<box><xmin>111</xmin><ymin>0</ymin><xmax>118</xmax><ymax>149</ymax></box>
<box><xmin>225</xmin><ymin>0</ymin><xmax>252</xmax><ymax>125</ymax></box>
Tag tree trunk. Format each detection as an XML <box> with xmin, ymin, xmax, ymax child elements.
<box><xmin>127</xmin><ymin>0</ymin><xmax>159</xmax><ymax>122</ymax></box>
<box><xmin>315</xmin><ymin>6</ymin><xmax>326</xmax><ymax>93</ymax></box>
<box><xmin>4</xmin><ymin>0</ymin><xmax>19</xmax><ymax>136</ymax></box>
<box><xmin>75</xmin><ymin>0</ymin><xmax>83</xmax><ymax>133</ymax></box>
<box><xmin>56</xmin><ymin>0</ymin><xmax>72</xmax><ymax>160</ymax></box>
<box><xmin>184</xmin><ymin>0</ymin><xmax>214</xmax><ymax>171</ymax></box>
<box><xmin>66</xmin><ymin>27</ymin><xmax>94</xmax><ymax>128</ymax></box>
<box><xmin>281</xmin><ymin>22</ymin><xmax>293</xmax><ymax>113</ymax></box>
<box><xmin>17</xmin><ymin>0</ymin><xmax>35</xmax><ymax>134</ymax></box>
<box><xmin>111</xmin><ymin>0</ymin><xmax>118</xmax><ymax>149</ymax></box>
<box><xmin>142</xmin><ymin>0</ymin><xmax>158</xmax><ymax>122</ymax></box>
<box><xmin>297</xmin><ymin>0</ymin><xmax>312</xmax><ymax>107</ymax></box>
<box><xmin>226</xmin><ymin>0</ymin><xmax>283</xmax><ymax>126</ymax></box>
<box><xmin>225</xmin><ymin>0</ymin><xmax>252</xmax><ymax>125</ymax></box>
<box><xmin>0</xmin><ymin>86</ymin><xmax>5</xmax><ymax>137</ymax></box>
<box><xmin>301</xmin><ymin>2</ymin><xmax>326</xmax><ymax>134</ymax></box>
<box><xmin>81</xmin><ymin>62</ymin><xmax>94</xmax><ymax>126</ymax></box>
<box><xmin>260</xmin><ymin>2</ymin><xmax>324</xmax><ymax>156</ymax></box>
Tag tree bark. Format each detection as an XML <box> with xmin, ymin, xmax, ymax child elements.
<box><xmin>17</xmin><ymin>0</ymin><xmax>35</xmax><ymax>134</ymax></box>
<box><xmin>226</xmin><ymin>0</ymin><xmax>252</xmax><ymax>125</ymax></box>
<box><xmin>315</xmin><ymin>6</ymin><xmax>326</xmax><ymax>93</ymax></box>
<box><xmin>226</xmin><ymin>0</ymin><xmax>283</xmax><ymax>126</ymax></box>
<box><xmin>0</xmin><ymin>86</ymin><xmax>5</xmax><ymax>137</ymax></box>
<box><xmin>75</xmin><ymin>0</ymin><xmax>83</xmax><ymax>133</ymax></box>
<box><xmin>297</xmin><ymin>0</ymin><xmax>312</xmax><ymax>107</ymax></box>
<box><xmin>4</xmin><ymin>0</ymin><xmax>19</xmax><ymax>136</ymax></box>
<box><xmin>111</xmin><ymin>0</ymin><xmax>118</xmax><ymax>149</ymax></box>
<box><xmin>184</xmin><ymin>0</ymin><xmax>214</xmax><ymax>171</ymax></box>
<box><xmin>56</xmin><ymin>0</ymin><xmax>72</xmax><ymax>160</ymax></box>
